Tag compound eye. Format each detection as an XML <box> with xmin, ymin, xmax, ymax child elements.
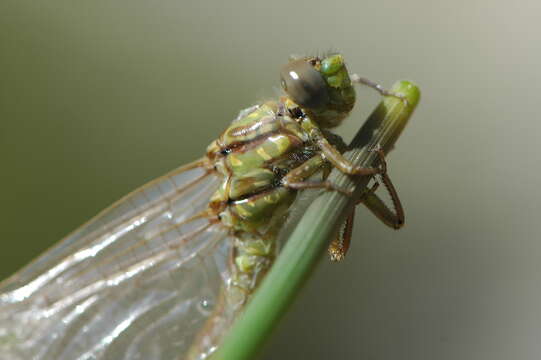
<box><xmin>280</xmin><ymin>59</ymin><xmax>329</xmax><ymax>109</ymax></box>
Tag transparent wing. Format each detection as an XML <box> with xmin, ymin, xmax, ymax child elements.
<box><xmin>0</xmin><ymin>159</ymin><xmax>234</xmax><ymax>360</ymax></box>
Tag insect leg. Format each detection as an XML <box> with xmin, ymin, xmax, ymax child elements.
<box><xmin>328</xmin><ymin>209</ymin><xmax>355</xmax><ymax>261</ymax></box>
<box><xmin>361</xmin><ymin>180</ymin><xmax>404</xmax><ymax>229</ymax></box>
<box><xmin>281</xmin><ymin>154</ymin><xmax>353</xmax><ymax>196</ymax></box>
<box><xmin>327</xmin><ymin>181</ymin><xmax>379</xmax><ymax>261</ymax></box>
<box><xmin>350</xmin><ymin>74</ymin><xmax>409</xmax><ymax>106</ymax></box>
<box><xmin>360</xmin><ymin>149</ymin><xmax>405</xmax><ymax>229</ymax></box>
<box><xmin>309</xmin><ymin>128</ymin><xmax>382</xmax><ymax>176</ymax></box>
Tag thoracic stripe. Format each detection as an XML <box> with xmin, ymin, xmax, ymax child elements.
<box><xmin>228</xmin><ymin>114</ymin><xmax>277</xmax><ymax>138</ymax></box>
<box><xmin>208</xmin><ymin>101</ymin><xmax>313</xmax><ymax>234</ymax></box>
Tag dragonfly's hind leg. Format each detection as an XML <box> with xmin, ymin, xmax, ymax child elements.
<box><xmin>328</xmin><ymin>170</ymin><xmax>404</xmax><ymax>261</ymax></box>
<box><xmin>327</xmin><ymin>182</ymin><xmax>378</xmax><ymax>261</ymax></box>
<box><xmin>328</xmin><ymin>149</ymin><xmax>404</xmax><ymax>261</ymax></box>
<box><xmin>328</xmin><ymin>210</ymin><xmax>355</xmax><ymax>261</ymax></box>
<box><xmin>283</xmin><ymin>143</ymin><xmax>404</xmax><ymax>260</ymax></box>
<box><xmin>361</xmin><ymin>147</ymin><xmax>405</xmax><ymax>229</ymax></box>
<box><xmin>314</xmin><ymin>131</ymin><xmax>404</xmax><ymax>228</ymax></box>
<box><xmin>361</xmin><ymin>174</ymin><xmax>405</xmax><ymax>229</ymax></box>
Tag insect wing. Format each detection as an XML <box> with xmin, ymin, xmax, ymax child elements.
<box><xmin>0</xmin><ymin>160</ymin><xmax>233</xmax><ymax>360</ymax></box>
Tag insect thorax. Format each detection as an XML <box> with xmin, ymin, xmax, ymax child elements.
<box><xmin>206</xmin><ymin>101</ymin><xmax>316</xmax><ymax>235</ymax></box>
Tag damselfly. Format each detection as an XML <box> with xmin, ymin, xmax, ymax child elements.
<box><xmin>0</xmin><ymin>53</ymin><xmax>405</xmax><ymax>360</ymax></box>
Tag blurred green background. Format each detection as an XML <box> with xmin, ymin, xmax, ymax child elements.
<box><xmin>1</xmin><ymin>0</ymin><xmax>540</xmax><ymax>359</ymax></box>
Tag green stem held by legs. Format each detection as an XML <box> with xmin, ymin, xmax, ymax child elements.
<box><xmin>211</xmin><ymin>81</ymin><xmax>421</xmax><ymax>360</ymax></box>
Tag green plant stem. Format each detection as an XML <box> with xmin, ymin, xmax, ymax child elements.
<box><xmin>211</xmin><ymin>81</ymin><xmax>420</xmax><ymax>360</ymax></box>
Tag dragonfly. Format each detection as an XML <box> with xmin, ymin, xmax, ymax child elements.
<box><xmin>0</xmin><ymin>53</ymin><xmax>405</xmax><ymax>360</ymax></box>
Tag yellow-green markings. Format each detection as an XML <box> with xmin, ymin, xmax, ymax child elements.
<box><xmin>189</xmin><ymin>53</ymin><xmax>409</xmax><ymax>358</ymax></box>
<box><xmin>203</xmin><ymin>53</ymin><xmax>371</xmax><ymax>305</ymax></box>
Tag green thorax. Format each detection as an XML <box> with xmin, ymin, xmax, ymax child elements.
<box><xmin>205</xmin><ymin>54</ymin><xmax>357</xmax><ymax>234</ymax></box>
<box><xmin>206</xmin><ymin>101</ymin><xmax>315</xmax><ymax>233</ymax></box>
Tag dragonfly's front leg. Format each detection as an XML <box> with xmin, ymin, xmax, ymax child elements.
<box><xmin>350</xmin><ymin>74</ymin><xmax>409</xmax><ymax>106</ymax></box>
<box><xmin>303</xmin><ymin>124</ymin><xmax>382</xmax><ymax>177</ymax></box>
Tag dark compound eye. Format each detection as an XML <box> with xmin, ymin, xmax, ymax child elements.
<box><xmin>280</xmin><ymin>59</ymin><xmax>329</xmax><ymax>109</ymax></box>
